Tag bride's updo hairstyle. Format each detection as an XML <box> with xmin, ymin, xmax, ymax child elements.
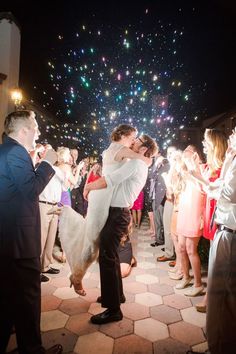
<box><xmin>111</xmin><ymin>124</ymin><xmax>137</xmax><ymax>142</ymax></box>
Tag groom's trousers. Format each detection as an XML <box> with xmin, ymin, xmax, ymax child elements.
<box><xmin>99</xmin><ymin>207</ymin><xmax>131</xmax><ymax>310</ymax></box>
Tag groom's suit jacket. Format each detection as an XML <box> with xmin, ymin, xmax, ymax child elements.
<box><xmin>0</xmin><ymin>136</ymin><xmax>55</xmax><ymax>258</ymax></box>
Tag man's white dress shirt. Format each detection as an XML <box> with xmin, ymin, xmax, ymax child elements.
<box><xmin>105</xmin><ymin>159</ymin><xmax>148</xmax><ymax>208</ymax></box>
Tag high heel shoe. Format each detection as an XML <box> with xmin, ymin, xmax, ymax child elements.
<box><xmin>47</xmin><ymin>205</ymin><xmax>63</xmax><ymax>215</ymax></box>
<box><xmin>69</xmin><ymin>274</ymin><xmax>86</xmax><ymax>296</ymax></box>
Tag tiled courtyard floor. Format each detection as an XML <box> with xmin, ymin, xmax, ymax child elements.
<box><xmin>7</xmin><ymin>220</ymin><xmax>208</xmax><ymax>354</ymax></box>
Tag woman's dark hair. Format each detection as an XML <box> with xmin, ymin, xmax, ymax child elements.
<box><xmin>111</xmin><ymin>124</ymin><xmax>137</xmax><ymax>142</ymax></box>
<box><xmin>139</xmin><ymin>135</ymin><xmax>159</xmax><ymax>157</ymax></box>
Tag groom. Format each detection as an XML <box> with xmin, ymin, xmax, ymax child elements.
<box><xmin>84</xmin><ymin>134</ymin><xmax>158</xmax><ymax>324</ymax></box>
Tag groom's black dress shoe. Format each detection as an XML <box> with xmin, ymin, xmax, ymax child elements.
<box><xmin>41</xmin><ymin>274</ymin><xmax>50</xmax><ymax>282</ymax></box>
<box><xmin>43</xmin><ymin>267</ymin><xmax>60</xmax><ymax>274</ymax></box>
<box><xmin>96</xmin><ymin>294</ymin><xmax>126</xmax><ymax>304</ymax></box>
<box><xmin>90</xmin><ymin>308</ymin><xmax>123</xmax><ymax>324</ymax></box>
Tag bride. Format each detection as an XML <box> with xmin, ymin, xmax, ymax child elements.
<box><xmin>56</xmin><ymin>124</ymin><xmax>151</xmax><ymax>295</ymax></box>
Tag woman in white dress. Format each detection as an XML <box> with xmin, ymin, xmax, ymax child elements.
<box><xmin>55</xmin><ymin>125</ymin><xmax>151</xmax><ymax>295</ymax></box>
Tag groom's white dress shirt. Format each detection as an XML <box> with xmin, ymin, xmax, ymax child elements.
<box><xmin>105</xmin><ymin>159</ymin><xmax>148</xmax><ymax>208</ymax></box>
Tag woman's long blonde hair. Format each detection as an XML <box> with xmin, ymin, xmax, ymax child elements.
<box><xmin>204</xmin><ymin>129</ymin><xmax>227</xmax><ymax>171</ymax></box>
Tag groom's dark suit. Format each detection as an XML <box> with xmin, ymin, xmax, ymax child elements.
<box><xmin>0</xmin><ymin>136</ymin><xmax>55</xmax><ymax>354</ymax></box>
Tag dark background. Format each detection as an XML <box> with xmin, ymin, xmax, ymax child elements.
<box><xmin>2</xmin><ymin>0</ymin><xmax>236</xmax><ymax>120</ymax></box>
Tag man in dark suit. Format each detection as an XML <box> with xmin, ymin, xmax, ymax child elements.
<box><xmin>149</xmin><ymin>154</ymin><xmax>170</xmax><ymax>247</ymax></box>
<box><xmin>0</xmin><ymin>111</ymin><xmax>62</xmax><ymax>354</ymax></box>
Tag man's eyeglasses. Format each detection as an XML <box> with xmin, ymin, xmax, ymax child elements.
<box><xmin>138</xmin><ymin>137</ymin><xmax>145</xmax><ymax>144</ymax></box>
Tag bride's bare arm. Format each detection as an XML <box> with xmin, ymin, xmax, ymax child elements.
<box><xmin>115</xmin><ymin>147</ymin><xmax>151</xmax><ymax>165</ymax></box>
<box><xmin>83</xmin><ymin>177</ymin><xmax>107</xmax><ymax>200</ymax></box>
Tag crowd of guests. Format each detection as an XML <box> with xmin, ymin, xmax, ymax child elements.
<box><xmin>138</xmin><ymin>128</ymin><xmax>236</xmax><ymax>354</ymax></box>
<box><xmin>140</xmin><ymin>130</ymin><xmax>227</xmax><ymax>308</ymax></box>
<box><xmin>1</xmin><ymin>109</ymin><xmax>236</xmax><ymax>354</ymax></box>
<box><xmin>29</xmin><ymin>143</ymin><xmax>136</xmax><ymax>283</ymax></box>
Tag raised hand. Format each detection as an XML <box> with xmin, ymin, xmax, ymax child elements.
<box><xmin>43</xmin><ymin>149</ymin><xmax>58</xmax><ymax>165</ymax></box>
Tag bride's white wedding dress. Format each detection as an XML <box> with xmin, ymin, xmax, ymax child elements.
<box><xmin>58</xmin><ymin>142</ymin><xmax>126</xmax><ymax>293</ymax></box>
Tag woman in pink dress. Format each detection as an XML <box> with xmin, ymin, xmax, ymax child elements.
<box><xmin>175</xmin><ymin>145</ymin><xmax>205</xmax><ymax>297</ymax></box>
<box><xmin>131</xmin><ymin>190</ymin><xmax>144</xmax><ymax>228</ymax></box>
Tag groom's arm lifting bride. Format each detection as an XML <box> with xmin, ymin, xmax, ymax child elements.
<box><xmin>84</xmin><ymin>134</ymin><xmax>158</xmax><ymax>324</ymax></box>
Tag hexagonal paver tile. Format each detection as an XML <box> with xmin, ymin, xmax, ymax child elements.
<box><xmin>53</xmin><ymin>287</ymin><xmax>79</xmax><ymax>300</ymax></box>
<box><xmin>74</xmin><ymin>332</ymin><xmax>113</xmax><ymax>354</ymax></box>
<box><xmin>121</xmin><ymin>292</ymin><xmax>135</xmax><ymax>303</ymax></box>
<box><xmin>100</xmin><ymin>317</ymin><xmax>133</xmax><ymax>338</ymax></box>
<box><xmin>136</xmin><ymin>274</ymin><xmax>159</xmax><ymax>284</ymax></box>
<box><xmin>83</xmin><ymin>271</ymin><xmax>91</xmax><ymax>279</ymax></box>
<box><xmin>57</xmin><ymin>264</ymin><xmax>70</xmax><ymax>277</ymax></box>
<box><xmin>169</xmin><ymin>321</ymin><xmax>205</xmax><ymax>346</ymax></box>
<box><xmin>138</xmin><ymin>242</ymin><xmax>150</xmax><ymax>249</ymax></box>
<box><xmin>181</xmin><ymin>307</ymin><xmax>206</xmax><ymax>327</ymax></box>
<box><xmin>42</xmin><ymin>328</ymin><xmax>77</xmax><ymax>353</ymax></box>
<box><xmin>66</xmin><ymin>312</ymin><xmax>99</xmax><ymax>335</ymax></box>
<box><xmin>81</xmin><ymin>287</ymin><xmax>100</xmax><ymax>303</ymax></box>
<box><xmin>50</xmin><ymin>276</ymin><xmax>70</xmax><ymax>288</ymax></box>
<box><xmin>129</xmin><ymin>267</ymin><xmax>146</xmax><ymax>276</ymax></box>
<box><xmin>121</xmin><ymin>302</ymin><xmax>149</xmax><ymax>321</ymax></box>
<box><xmin>150</xmin><ymin>304</ymin><xmax>181</xmax><ymax>324</ymax></box>
<box><xmin>137</xmin><ymin>251</ymin><xmax>153</xmax><ymax>258</ymax></box>
<box><xmin>124</xmin><ymin>281</ymin><xmax>147</xmax><ymax>294</ymax></box>
<box><xmin>148</xmin><ymin>283</ymin><xmax>174</xmax><ymax>296</ymax></box>
<box><xmin>153</xmin><ymin>338</ymin><xmax>190</xmax><ymax>354</ymax></box>
<box><xmin>135</xmin><ymin>318</ymin><xmax>169</xmax><ymax>342</ymax></box>
<box><xmin>159</xmin><ymin>275</ymin><xmax>181</xmax><ymax>286</ymax></box>
<box><xmin>83</xmin><ymin>278</ymin><xmax>99</xmax><ymax>289</ymax></box>
<box><xmin>122</xmin><ymin>274</ymin><xmax>136</xmax><ymax>284</ymax></box>
<box><xmin>41</xmin><ymin>283</ymin><xmax>57</xmax><ymax>296</ymax></box>
<box><xmin>59</xmin><ymin>297</ymin><xmax>90</xmax><ymax>315</ymax></box>
<box><xmin>153</xmin><ymin>268</ymin><xmax>169</xmax><ymax>278</ymax></box>
<box><xmin>41</xmin><ymin>310</ymin><xmax>69</xmax><ymax>332</ymax></box>
<box><xmin>156</xmin><ymin>262</ymin><xmax>172</xmax><ymax>271</ymax></box>
<box><xmin>41</xmin><ymin>295</ymin><xmax>62</xmax><ymax>312</ymax></box>
<box><xmin>138</xmin><ymin>261</ymin><xmax>157</xmax><ymax>270</ymax></box>
<box><xmin>113</xmin><ymin>334</ymin><xmax>152</xmax><ymax>354</ymax></box>
<box><xmin>136</xmin><ymin>256</ymin><xmax>146</xmax><ymax>263</ymax></box>
<box><xmin>163</xmin><ymin>293</ymin><xmax>192</xmax><ymax>309</ymax></box>
<box><xmin>135</xmin><ymin>292</ymin><xmax>163</xmax><ymax>307</ymax></box>
<box><xmin>88</xmin><ymin>262</ymin><xmax>100</xmax><ymax>272</ymax></box>
<box><xmin>88</xmin><ymin>302</ymin><xmax>103</xmax><ymax>315</ymax></box>
<box><xmin>89</xmin><ymin>271</ymin><xmax>100</xmax><ymax>281</ymax></box>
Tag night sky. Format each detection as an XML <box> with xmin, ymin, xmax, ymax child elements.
<box><xmin>2</xmin><ymin>1</ymin><xmax>236</xmax><ymax>154</ymax></box>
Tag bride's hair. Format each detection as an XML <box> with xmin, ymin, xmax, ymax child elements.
<box><xmin>111</xmin><ymin>124</ymin><xmax>137</xmax><ymax>141</ymax></box>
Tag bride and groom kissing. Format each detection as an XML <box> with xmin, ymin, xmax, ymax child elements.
<box><xmin>57</xmin><ymin>124</ymin><xmax>158</xmax><ymax>324</ymax></box>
